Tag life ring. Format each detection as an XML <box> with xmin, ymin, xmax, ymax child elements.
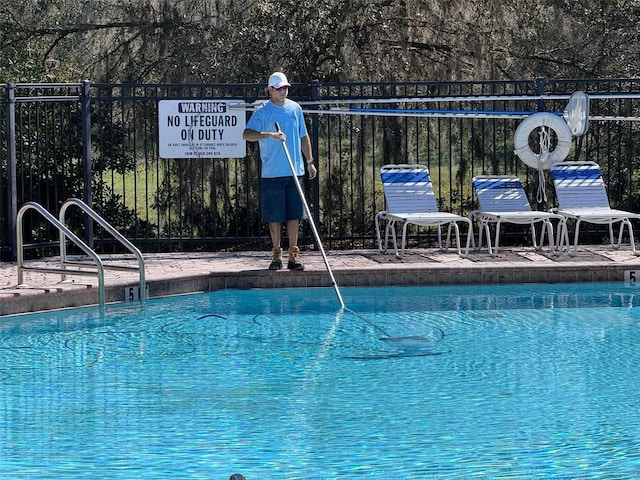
<box><xmin>514</xmin><ymin>112</ymin><xmax>572</xmax><ymax>170</ymax></box>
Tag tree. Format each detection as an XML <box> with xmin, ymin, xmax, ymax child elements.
<box><xmin>3</xmin><ymin>0</ymin><xmax>640</xmax><ymax>83</ymax></box>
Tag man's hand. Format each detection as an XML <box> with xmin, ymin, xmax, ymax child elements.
<box><xmin>308</xmin><ymin>163</ymin><xmax>317</xmax><ymax>180</ymax></box>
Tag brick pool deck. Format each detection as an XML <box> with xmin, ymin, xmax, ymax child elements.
<box><xmin>2</xmin><ymin>245</ymin><xmax>640</xmax><ymax>316</ymax></box>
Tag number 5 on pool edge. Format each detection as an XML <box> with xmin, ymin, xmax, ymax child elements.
<box><xmin>624</xmin><ymin>270</ymin><xmax>637</xmax><ymax>286</ymax></box>
<box><xmin>125</xmin><ymin>285</ymin><xmax>149</xmax><ymax>302</ymax></box>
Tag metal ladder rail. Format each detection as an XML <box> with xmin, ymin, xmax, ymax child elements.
<box><xmin>59</xmin><ymin>198</ymin><xmax>146</xmax><ymax>302</ymax></box>
<box><xmin>17</xmin><ymin>202</ymin><xmax>106</xmax><ymax>307</ymax></box>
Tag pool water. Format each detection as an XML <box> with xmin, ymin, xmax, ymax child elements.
<box><xmin>1</xmin><ymin>283</ymin><xmax>640</xmax><ymax>479</ymax></box>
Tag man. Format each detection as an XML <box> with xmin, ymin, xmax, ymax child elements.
<box><xmin>243</xmin><ymin>72</ymin><xmax>317</xmax><ymax>271</ymax></box>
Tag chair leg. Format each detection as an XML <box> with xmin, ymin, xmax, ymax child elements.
<box><xmin>543</xmin><ymin>220</ymin><xmax>558</xmax><ymax>253</ymax></box>
<box><xmin>477</xmin><ymin>219</ymin><xmax>487</xmax><ymax>252</ymax></box>
<box><xmin>463</xmin><ymin>220</ymin><xmax>473</xmax><ymax>256</ymax></box>
<box><xmin>492</xmin><ymin>220</ymin><xmax>502</xmax><ymax>255</ymax></box>
<box><xmin>570</xmin><ymin>219</ymin><xmax>582</xmax><ymax>256</ymax></box>
<box><xmin>615</xmin><ymin>221</ymin><xmax>624</xmax><ymax>249</ymax></box>
<box><xmin>445</xmin><ymin>222</ymin><xmax>455</xmax><ymax>252</ymax></box>
<box><xmin>375</xmin><ymin>213</ymin><xmax>384</xmax><ymax>252</ymax></box>
<box><xmin>555</xmin><ymin>219</ymin><xmax>564</xmax><ymax>251</ymax></box>
<box><xmin>468</xmin><ymin>214</ymin><xmax>478</xmax><ymax>251</ymax></box>
<box><xmin>609</xmin><ymin>221</ymin><xmax>617</xmax><ymax>249</ymax></box>
<box><xmin>399</xmin><ymin>221</ymin><xmax>410</xmax><ymax>258</ymax></box>
<box><xmin>537</xmin><ymin>221</ymin><xmax>546</xmax><ymax>249</ymax></box>
<box><xmin>530</xmin><ymin>221</ymin><xmax>539</xmax><ymax>249</ymax></box>
<box><xmin>390</xmin><ymin>221</ymin><xmax>399</xmax><ymax>256</ymax></box>
<box><xmin>556</xmin><ymin>218</ymin><xmax>569</xmax><ymax>253</ymax></box>
<box><xmin>384</xmin><ymin>223</ymin><xmax>392</xmax><ymax>253</ymax></box>
<box><xmin>450</xmin><ymin>222</ymin><xmax>462</xmax><ymax>255</ymax></box>
<box><xmin>616</xmin><ymin>219</ymin><xmax>637</xmax><ymax>253</ymax></box>
<box><xmin>381</xmin><ymin>219</ymin><xmax>398</xmax><ymax>255</ymax></box>
<box><xmin>626</xmin><ymin>220</ymin><xmax>640</xmax><ymax>255</ymax></box>
<box><xmin>482</xmin><ymin>222</ymin><xmax>493</xmax><ymax>254</ymax></box>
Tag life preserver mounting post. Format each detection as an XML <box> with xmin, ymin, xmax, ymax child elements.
<box><xmin>513</xmin><ymin>112</ymin><xmax>572</xmax><ymax>170</ymax></box>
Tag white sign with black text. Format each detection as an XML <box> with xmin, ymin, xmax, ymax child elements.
<box><xmin>158</xmin><ymin>100</ymin><xmax>246</xmax><ymax>159</ymax></box>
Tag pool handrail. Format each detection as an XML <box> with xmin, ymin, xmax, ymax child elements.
<box><xmin>59</xmin><ymin>198</ymin><xmax>146</xmax><ymax>302</ymax></box>
<box><xmin>17</xmin><ymin>201</ymin><xmax>106</xmax><ymax>307</ymax></box>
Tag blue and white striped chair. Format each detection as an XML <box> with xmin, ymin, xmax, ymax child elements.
<box><xmin>551</xmin><ymin>161</ymin><xmax>640</xmax><ymax>255</ymax></box>
<box><xmin>471</xmin><ymin>175</ymin><xmax>564</xmax><ymax>255</ymax></box>
<box><xmin>375</xmin><ymin>164</ymin><xmax>472</xmax><ymax>258</ymax></box>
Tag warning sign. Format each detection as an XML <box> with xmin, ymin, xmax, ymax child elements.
<box><xmin>158</xmin><ymin>100</ymin><xmax>246</xmax><ymax>158</ymax></box>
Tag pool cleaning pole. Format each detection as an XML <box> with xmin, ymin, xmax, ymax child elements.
<box><xmin>275</xmin><ymin>122</ymin><xmax>345</xmax><ymax>309</ymax></box>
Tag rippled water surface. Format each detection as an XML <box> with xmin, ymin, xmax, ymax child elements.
<box><xmin>1</xmin><ymin>283</ymin><xmax>640</xmax><ymax>479</ymax></box>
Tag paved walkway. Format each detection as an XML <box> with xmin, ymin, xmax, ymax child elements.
<box><xmin>2</xmin><ymin>245</ymin><xmax>640</xmax><ymax>316</ymax></box>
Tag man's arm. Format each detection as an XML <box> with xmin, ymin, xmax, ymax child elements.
<box><xmin>243</xmin><ymin>128</ymin><xmax>284</xmax><ymax>142</ymax></box>
<box><xmin>301</xmin><ymin>134</ymin><xmax>317</xmax><ymax>179</ymax></box>
<box><xmin>301</xmin><ymin>134</ymin><xmax>312</xmax><ymax>161</ymax></box>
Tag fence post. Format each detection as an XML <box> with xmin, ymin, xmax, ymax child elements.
<box><xmin>310</xmin><ymin>79</ymin><xmax>321</xmax><ymax>239</ymax></box>
<box><xmin>6</xmin><ymin>84</ymin><xmax>17</xmax><ymax>260</ymax></box>
<box><xmin>535</xmin><ymin>77</ymin><xmax>546</xmax><ymax>111</ymax></box>
<box><xmin>81</xmin><ymin>80</ymin><xmax>94</xmax><ymax>247</ymax></box>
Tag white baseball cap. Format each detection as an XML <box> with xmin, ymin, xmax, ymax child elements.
<box><xmin>268</xmin><ymin>72</ymin><xmax>291</xmax><ymax>89</ymax></box>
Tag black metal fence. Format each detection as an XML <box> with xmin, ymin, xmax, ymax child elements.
<box><xmin>2</xmin><ymin>78</ymin><xmax>640</xmax><ymax>260</ymax></box>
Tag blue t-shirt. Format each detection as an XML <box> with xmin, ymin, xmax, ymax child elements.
<box><xmin>246</xmin><ymin>99</ymin><xmax>308</xmax><ymax>178</ymax></box>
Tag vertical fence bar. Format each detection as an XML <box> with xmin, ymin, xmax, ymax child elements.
<box><xmin>6</xmin><ymin>84</ymin><xmax>17</xmax><ymax>260</ymax></box>
<box><xmin>310</xmin><ymin>79</ymin><xmax>320</xmax><ymax>230</ymax></box>
<box><xmin>82</xmin><ymin>80</ymin><xmax>94</xmax><ymax>247</ymax></box>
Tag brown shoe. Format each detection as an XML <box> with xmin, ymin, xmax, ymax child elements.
<box><xmin>287</xmin><ymin>246</ymin><xmax>304</xmax><ymax>271</ymax></box>
<box><xmin>269</xmin><ymin>247</ymin><xmax>283</xmax><ymax>270</ymax></box>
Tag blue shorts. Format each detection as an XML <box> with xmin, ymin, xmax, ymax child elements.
<box><xmin>261</xmin><ymin>176</ymin><xmax>305</xmax><ymax>223</ymax></box>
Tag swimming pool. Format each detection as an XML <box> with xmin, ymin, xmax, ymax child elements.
<box><xmin>1</xmin><ymin>283</ymin><xmax>640</xmax><ymax>479</ymax></box>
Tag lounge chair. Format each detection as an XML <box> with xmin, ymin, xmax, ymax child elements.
<box><xmin>471</xmin><ymin>175</ymin><xmax>564</xmax><ymax>255</ymax></box>
<box><xmin>550</xmin><ymin>161</ymin><xmax>640</xmax><ymax>255</ymax></box>
<box><xmin>375</xmin><ymin>164</ymin><xmax>472</xmax><ymax>258</ymax></box>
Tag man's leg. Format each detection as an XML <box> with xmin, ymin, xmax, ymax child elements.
<box><xmin>286</xmin><ymin>219</ymin><xmax>304</xmax><ymax>270</ymax></box>
<box><xmin>269</xmin><ymin>222</ymin><xmax>282</xmax><ymax>248</ymax></box>
<box><xmin>268</xmin><ymin>222</ymin><xmax>283</xmax><ymax>270</ymax></box>
<box><xmin>286</xmin><ymin>219</ymin><xmax>299</xmax><ymax>248</ymax></box>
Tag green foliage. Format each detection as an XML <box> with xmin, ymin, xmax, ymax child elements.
<box><xmin>3</xmin><ymin>0</ymin><xmax>640</xmax><ymax>84</ymax></box>
<box><xmin>94</xmin><ymin>191</ymin><xmax>155</xmax><ymax>239</ymax></box>
<box><xmin>152</xmin><ymin>157</ymin><xmax>260</xmax><ymax>240</ymax></box>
